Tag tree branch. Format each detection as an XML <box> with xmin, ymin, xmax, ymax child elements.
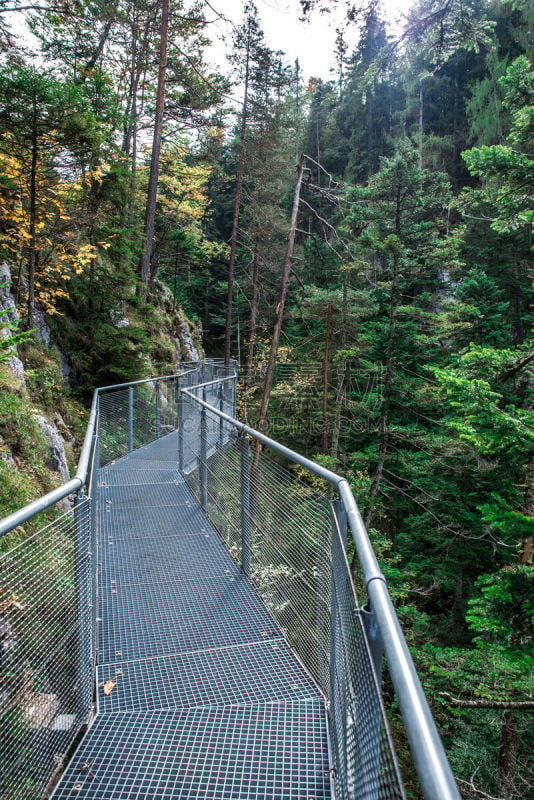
<box><xmin>497</xmin><ymin>353</ymin><xmax>534</xmax><ymax>383</ymax></box>
<box><xmin>439</xmin><ymin>692</ymin><xmax>534</xmax><ymax>710</ymax></box>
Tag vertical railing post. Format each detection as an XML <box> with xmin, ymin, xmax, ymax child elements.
<box><xmin>200</xmin><ymin>386</ymin><xmax>208</xmax><ymax>511</ymax></box>
<box><xmin>128</xmin><ymin>385</ymin><xmax>134</xmax><ymax>452</ymax></box>
<box><xmin>155</xmin><ymin>381</ymin><xmax>161</xmax><ymax>439</ymax></box>
<box><xmin>329</xmin><ymin>563</ymin><xmax>347</xmax><ymax>794</ymax></box>
<box><xmin>218</xmin><ymin>384</ymin><xmax>225</xmax><ymax>448</ymax></box>
<box><xmin>240</xmin><ymin>433</ymin><xmax>251</xmax><ymax>576</ymax></box>
<box><xmin>231</xmin><ymin>369</ymin><xmax>237</xmax><ymax>417</ymax></box>
<box><xmin>334</xmin><ymin>498</ymin><xmax>347</xmax><ymax>544</ymax></box>
<box><xmin>329</xmin><ymin>506</ymin><xmax>345</xmax><ymax>793</ymax></box>
<box><xmin>357</xmin><ymin>602</ymin><xmax>383</xmax><ymax>800</ymax></box>
<box><xmin>178</xmin><ymin>379</ymin><xmax>184</xmax><ymax>472</ymax></box>
<box><xmin>74</xmin><ymin>490</ymin><xmax>91</xmax><ymax>726</ymax></box>
<box><xmin>361</xmin><ymin>604</ymin><xmax>384</xmax><ymax>685</ymax></box>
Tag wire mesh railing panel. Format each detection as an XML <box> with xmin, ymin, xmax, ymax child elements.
<box><xmin>202</xmin><ymin>443</ymin><xmax>244</xmax><ymax>562</ymax></box>
<box><xmin>158</xmin><ymin>378</ymin><xmax>180</xmax><ymax>435</ymax></box>
<box><xmin>0</xmin><ymin>501</ymin><xmax>93</xmax><ymax>800</ymax></box>
<box><xmin>99</xmin><ymin>377</ymin><xmax>188</xmax><ymax>467</ymax></box>
<box><xmin>180</xmin><ymin>392</ymin><xmax>412</xmax><ymax>800</ymax></box>
<box><xmin>247</xmin><ymin>446</ymin><xmax>332</xmax><ymax>692</ymax></box>
<box><xmin>98</xmin><ymin>388</ymin><xmax>130</xmax><ymax>465</ymax></box>
<box><xmin>330</xmin><ymin>519</ymin><xmax>406</xmax><ymax>800</ymax></box>
<box><xmin>131</xmin><ymin>384</ymin><xmax>157</xmax><ymax>449</ymax></box>
<box><xmin>182</xmin><ymin>407</ymin><xmax>332</xmax><ymax>693</ymax></box>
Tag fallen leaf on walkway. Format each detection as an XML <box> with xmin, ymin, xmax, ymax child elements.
<box><xmin>0</xmin><ymin>592</ymin><xmax>25</xmax><ymax>612</ymax></box>
<box><xmin>101</xmin><ymin>680</ymin><xmax>116</xmax><ymax>696</ymax></box>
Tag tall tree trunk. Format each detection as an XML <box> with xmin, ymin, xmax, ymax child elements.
<box><xmin>520</xmin><ymin>459</ymin><xmax>534</xmax><ymax>565</ymax></box>
<box><xmin>250</xmin><ymin>157</ymin><xmax>305</xmax><ymax>515</ymax></box>
<box><xmin>27</xmin><ymin>104</ymin><xmax>38</xmax><ymax>328</ymax></box>
<box><xmin>256</xmin><ymin>155</ymin><xmax>305</xmax><ymax>434</ymax></box>
<box><xmin>315</xmin><ymin>115</ymin><xmax>321</xmax><ymax>187</ymax></box>
<box><xmin>330</xmin><ymin>360</ymin><xmax>345</xmax><ymax>463</ymax></box>
<box><xmin>367</xmin><ymin>86</ymin><xmax>375</xmax><ymax>177</ymax></box>
<box><xmin>123</xmin><ymin>25</ymin><xmax>138</xmax><ymax>157</ymax></box>
<box><xmin>124</xmin><ymin>16</ymin><xmax>151</xmax><ymax>231</ymax></box>
<box><xmin>490</xmin><ymin>56</ymin><xmax>503</xmax><ymax>144</ymax></box>
<box><xmin>224</xmin><ymin>19</ymin><xmax>251</xmax><ymax>366</ymax></box>
<box><xmin>362</xmin><ymin>249</ymin><xmax>401</xmax><ymax>532</ymax></box>
<box><xmin>243</xmin><ymin>235</ymin><xmax>260</xmax><ymax>421</ymax></box>
<box><xmin>496</xmin><ymin>712</ymin><xmax>519</xmax><ymax>800</ymax></box>
<box><xmin>138</xmin><ymin>0</ymin><xmax>169</xmax><ymax>296</ymax></box>
<box><xmin>418</xmin><ymin>79</ymin><xmax>424</xmax><ymax>171</ymax></box>
<box><xmin>330</xmin><ymin>271</ymin><xmax>349</xmax><ymax>462</ymax></box>
<box><xmin>83</xmin><ymin>15</ymin><xmax>114</xmax><ymax>75</ymax></box>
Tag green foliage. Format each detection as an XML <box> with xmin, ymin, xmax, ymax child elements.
<box><xmin>0</xmin><ymin>365</ymin><xmax>60</xmax><ymax>521</ymax></box>
<box><xmin>467</xmin><ymin>566</ymin><xmax>534</xmax><ymax>651</ymax></box>
<box><xmin>462</xmin><ymin>55</ymin><xmax>534</xmax><ymax>237</ymax></box>
<box><xmin>22</xmin><ymin>342</ymin><xmax>87</xmax><ymax>444</ymax></box>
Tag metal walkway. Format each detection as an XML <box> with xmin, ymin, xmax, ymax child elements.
<box><xmin>0</xmin><ymin>364</ymin><xmax>461</xmax><ymax>800</ymax></box>
<box><xmin>52</xmin><ymin>433</ymin><xmax>332</xmax><ymax>800</ymax></box>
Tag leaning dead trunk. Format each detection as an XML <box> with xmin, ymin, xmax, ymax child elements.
<box><xmin>251</xmin><ymin>156</ymin><xmax>305</xmax><ymax>504</ymax></box>
<box><xmin>256</xmin><ymin>155</ymin><xmax>305</xmax><ymax>434</ymax></box>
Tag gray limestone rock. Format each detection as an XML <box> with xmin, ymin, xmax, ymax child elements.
<box><xmin>59</xmin><ymin>351</ymin><xmax>72</xmax><ymax>384</ymax></box>
<box><xmin>32</xmin><ymin>308</ymin><xmax>51</xmax><ymax>348</ymax></box>
<box><xmin>0</xmin><ymin>264</ymin><xmax>26</xmax><ymax>385</ymax></box>
<box><xmin>0</xmin><ymin>263</ymin><xmax>18</xmax><ymax>325</ymax></box>
<box><xmin>5</xmin><ymin>355</ymin><xmax>25</xmax><ymax>385</ymax></box>
<box><xmin>35</xmin><ymin>414</ymin><xmax>71</xmax><ymax>482</ymax></box>
<box><xmin>0</xmin><ymin>447</ymin><xmax>16</xmax><ymax>467</ymax></box>
<box><xmin>177</xmin><ymin>321</ymin><xmax>200</xmax><ymax>363</ymax></box>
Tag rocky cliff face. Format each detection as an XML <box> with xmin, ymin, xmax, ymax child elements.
<box><xmin>177</xmin><ymin>320</ymin><xmax>201</xmax><ymax>363</ymax></box>
<box><xmin>0</xmin><ymin>260</ymin><xmax>206</xmax><ymax>523</ymax></box>
<box><xmin>0</xmin><ymin>263</ymin><xmax>26</xmax><ymax>386</ymax></box>
<box><xmin>0</xmin><ymin>265</ymin><xmax>82</xmax><ymax>519</ymax></box>
<box><xmin>35</xmin><ymin>415</ymin><xmax>71</xmax><ymax>483</ymax></box>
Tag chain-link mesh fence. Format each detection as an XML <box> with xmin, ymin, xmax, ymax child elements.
<box><xmin>182</xmin><ymin>395</ymin><xmax>406</xmax><ymax>799</ymax></box>
<box><xmin>0</xmin><ymin>500</ymin><xmax>93</xmax><ymax>800</ymax></box>
<box><xmin>330</xmin><ymin>514</ymin><xmax>405</xmax><ymax>799</ymax></box>
<box><xmin>98</xmin><ymin>365</ymin><xmax>236</xmax><ymax>469</ymax></box>
<box><xmin>98</xmin><ymin>379</ymin><xmax>176</xmax><ymax>466</ymax></box>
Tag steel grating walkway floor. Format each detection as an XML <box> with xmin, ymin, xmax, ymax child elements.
<box><xmin>52</xmin><ymin>434</ymin><xmax>332</xmax><ymax>799</ymax></box>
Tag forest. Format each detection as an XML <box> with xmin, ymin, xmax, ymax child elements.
<box><xmin>0</xmin><ymin>0</ymin><xmax>532</xmax><ymax>798</ymax></box>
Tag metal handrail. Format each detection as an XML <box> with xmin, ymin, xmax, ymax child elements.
<box><xmin>0</xmin><ymin>362</ymin><xmax>459</xmax><ymax>800</ymax></box>
<box><xmin>181</xmin><ymin>383</ymin><xmax>461</xmax><ymax>800</ymax></box>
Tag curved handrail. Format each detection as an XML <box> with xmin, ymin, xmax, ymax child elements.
<box><xmin>181</xmin><ymin>381</ymin><xmax>461</xmax><ymax>800</ymax></box>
